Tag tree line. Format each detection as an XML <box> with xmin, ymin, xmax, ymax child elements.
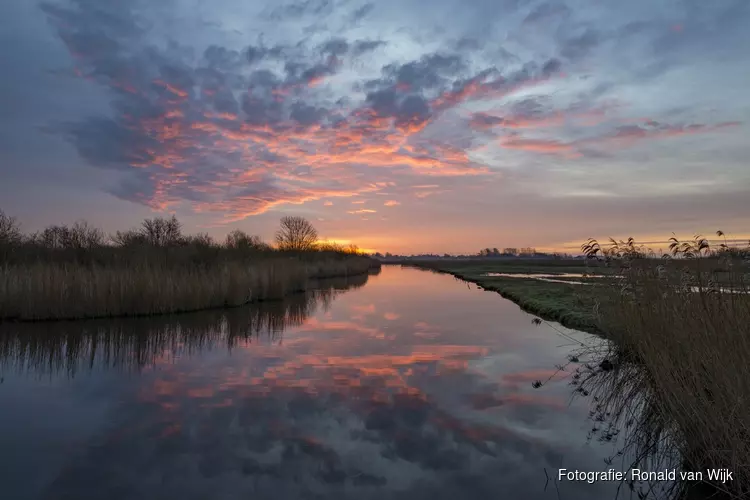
<box><xmin>0</xmin><ymin>210</ymin><xmax>362</xmax><ymax>262</ymax></box>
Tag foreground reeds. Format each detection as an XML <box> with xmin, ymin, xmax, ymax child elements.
<box><xmin>582</xmin><ymin>235</ymin><xmax>750</xmax><ymax>499</ymax></box>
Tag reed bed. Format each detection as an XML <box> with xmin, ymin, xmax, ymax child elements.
<box><xmin>0</xmin><ymin>272</ymin><xmax>370</xmax><ymax>376</ymax></box>
<box><xmin>0</xmin><ymin>255</ymin><xmax>377</xmax><ymax>321</ymax></box>
<box><xmin>0</xmin><ymin>211</ymin><xmax>379</xmax><ymax>321</ymax></box>
<box><xmin>582</xmin><ymin>234</ymin><xmax>750</xmax><ymax>499</ymax></box>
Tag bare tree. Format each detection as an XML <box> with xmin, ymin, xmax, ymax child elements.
<box><xmin>111</xmin><ymin>229</ymin><xmax>147</xmax><ymax>247</ymax></box>
<box><xmin>141</xmin><ymin>215</ymin><xmax>183</xmax><ymax>246</ymax></box>
<box><xmin>225</xmin><ymin>230</ymin><xmax>269</xmax><ymax>251</ymax></box>
<box><xmin>0</xmin><ymin>209</ymin><xmax>22</xmax><ymax>245</ymax></box>
<box><xmin>182</xmin><ymin>232</ymin><xmax>215</xmax><ymax>248</ymax></box>
<box><xmin>274</xmin><ymin>216</ymin><xmax>318</xmax><ymax>251</ymax></box>
<box><xmin>31</xmin><ymin>221</ymin><xmax>105</xmax><ymax>249</ymax></box>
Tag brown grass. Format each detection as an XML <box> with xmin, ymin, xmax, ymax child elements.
<box><xmin>0</xmin><ymin>256</ymin><xmax>377</xmax><ymax>321</ymax></box>
<box><xmin>0</xmin><ymin>272</ymin><xmax>370</xmax><ymax>376</ymax></box>
<box><xmin>0</xmin><ymin>211</ymin><xmax>379</xmax><ymax>321</ymax></box>
<box><xmin>581</xmin><ymin>235</ymin><xmax>750</xmax><ymax>498</ymax></box>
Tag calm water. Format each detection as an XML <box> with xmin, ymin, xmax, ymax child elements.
<box><xmin>0</xmin><ymin>266</ymin><xmax>623</xmax><ymax>500</ymax></box>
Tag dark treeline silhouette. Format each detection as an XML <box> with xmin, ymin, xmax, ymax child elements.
<box><xmin>373</xmin><ymin>248</ymin><xmax>574</xmax><ymax>261</ymax></box>
<box><xmin>0</xmin><ymin>211</ymin><xmax>366</xmax><ymax>266</ymax></box>
<box><xmin>0</xmin><ymin>210</ymin><xmax>379</xmax><ymax>321</ymax></box>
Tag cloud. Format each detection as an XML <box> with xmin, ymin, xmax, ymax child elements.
<box><xmin>3</xmin><ymin>0</ymin><xmax>747</xmax><ymax>249</ymax></box>
<box><xmin>499</xmin><ymin>136</ymin><xmax>579</xmax><ymax>157</ymax></box>
<box><xmin>384</xmin><ymin>200</ymin><xmax>400</xmax><ymax>206</ymax></box>
<box><xmin>348</xmin><ymin>3</ymin><xmax>374</xmax><ymax>24</ymax></box>
<box><xmin>40</xmin><ymin>0</ymin><xmax>511</xmax><ymax>220</ymax></box>
<box><xmin>351</xmin><ymin>39</ymin><xmax>386</xmax><ymax>56</ymax></box>
<box><xmin>604</xmin><ymin>121</ymin><xmax>741</xmax><ymax>144</ymax></box>
<box><xmin>347</xmin><ymin>208</ymin><xmax>376</xmax><ymax>214</ymax></box>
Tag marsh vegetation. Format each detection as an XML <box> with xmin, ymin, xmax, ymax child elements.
<box><xmin>0</xmin><ymin>210</ymin><xmax>378</xmax><ymax>321</ymax></box>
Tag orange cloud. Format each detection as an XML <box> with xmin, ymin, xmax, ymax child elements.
<box><xmin>384</xmin><ymin>200</ymin><xmax>400</xmax><ymax>206</ymax></box>
<box><xmin>414</xmin><ymin>189</ymin><xmax>448</xmax><ymax>199</ymax></box>
<box><xmin>604</xmin><ymin>121</ymin><xmax>740</xmax><ymax>145</ymax></box>
<box><xmin>347</xmin><ymin>208</ymin><xmax>377</xmax><ymax>214</ymax></box>
<box><xmin>499</xmin><ymin>137</ymin><xmax>580</xmax><ymax>157</ymax></box>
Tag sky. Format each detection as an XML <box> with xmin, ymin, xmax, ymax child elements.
<box><xmin>1</xmin><ymin>0</ymin><xmax>748</xmax><ymax>254</ymax></box>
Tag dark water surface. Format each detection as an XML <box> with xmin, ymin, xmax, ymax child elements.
<box><xmin>0</xmin><ymin>266</ymin><xmax>621</xmax><ymax>500</ymax></box>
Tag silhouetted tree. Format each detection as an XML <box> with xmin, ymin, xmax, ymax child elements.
<box><xmin>225</xmin><ymin>230</ymin><xmax>269</xmax><ymax>251</ymax></box>
<box><xmin>140</xmin><ymin>215</ymin><xmax>183</xmax><ymax>247</ymax></box>
<box><xmin>110</xmin><ymin>229</ymin><xmax>147</xmax><ymax>247</ymax></box>
<box><xmin>0</xmin><ymin>209</ymin><xmax>22</xmax><ymax>245</ymax></box>
<box><xmin>275</xmin><ymin>216</ymin><xmax>318</xmax><ymax>251</ymax></box>
<box><xmin>181</xmin><ymin>232</ymin><xmax>216</xmax><ymax>248</ymax></box>
<box><xmin>32</xmin><ymin>221</ymin><xmax>104</xmax><ymax>249</ymax></box>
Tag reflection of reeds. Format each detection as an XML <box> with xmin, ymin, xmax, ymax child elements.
<box><xmin>0</xmin><ymin>256</ymin><xmax>378</xmax><ymax>321</ymax></box>
<box><xmin>0</xmin><ymin>273</ymin><xmax>368</xmax><ymax>377</ymax></box>
<box><xmin>577</xmin><ymin>235</ymin><xmax>750</xmax><ymax>499</ymax></box>
<box><xmin>563</xmin><ymin>341</ymin><xmax>683</xmax><ymax>499</ymax></box>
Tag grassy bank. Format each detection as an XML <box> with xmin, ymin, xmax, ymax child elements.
<box><xmin>0</xmin><ymin>211</ymin><xmax>379</xmax><ymax>321</ymax></box>
<box><xmin>398</xmin><ymin>259</ymin><xmax>608</xmax><ymax>333</ymax></box>
<box><xmin>404</xmin><ymin>236</ymin><xmax>750</xmax><ymax>498</ymax></box>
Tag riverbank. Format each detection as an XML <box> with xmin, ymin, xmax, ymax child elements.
<box><xmin>402</xmin><ymin>255</ymin><xmax>750</xmax><ymax>498</ymax></box>
<box><xmin>0</xmin><ymin>255</ymin><xmax>379</xmax><ymax>322</ymax></box>
<box><xmin>397</xmin><ymin>260</ymin><xmax>609</xmax><ymax>334</ymax></box>
<box><xmin>0</xmin><ymin>212</ymin><xmax>380</xmax><ymax>322</ymax></box>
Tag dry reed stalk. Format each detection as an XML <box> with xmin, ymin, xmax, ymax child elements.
<box><xmin>0</xmin><ymin>256</ymin><xmax>378</xmax><ymax>321</ymax></box>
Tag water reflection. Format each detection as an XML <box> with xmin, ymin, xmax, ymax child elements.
<box><xmin>0</xmin><ymin>273</ymin><xmax>369</xmax><ymax>378</ymax></box>
<box><xmin>0</xmin><ymin>266</ymin><xmax>621</xmax><ymax>500</ymax></box>
<box><xmin>483</xmin><ymin>273</ymin><xmax>611</xmax><ymax>285</ymax></box>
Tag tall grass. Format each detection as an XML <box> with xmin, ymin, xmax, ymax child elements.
<box><xmin>0</xmin><ymin>273</ymin><xmax>369</xmax><ymax>377</ymax></box>
<box><xmin>582</xmin><ymin>233</ymin><xmax>750</xmax><ymax>498</ymax></box>
<box><xmin>0</xmin><ymin>210</ymin><xmax>379</xmax><ymax>321</ymax></box>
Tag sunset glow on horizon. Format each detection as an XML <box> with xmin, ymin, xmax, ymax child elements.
<box><xmin>1</xmin><ymin>0</ymin><xmax>748</xmax><ymax>254</ymax></box>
